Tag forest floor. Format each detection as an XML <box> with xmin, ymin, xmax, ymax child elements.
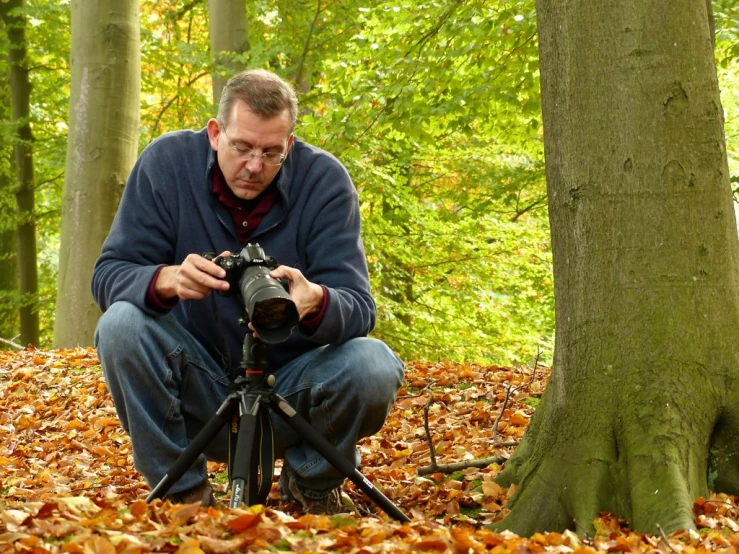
<box><xmin>2</xmin><ymin>347</ymin><xmax>739</xmax><ymax>553</ymax></box>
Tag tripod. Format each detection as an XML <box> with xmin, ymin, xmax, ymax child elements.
<box><xmin>147</xmin><ymin>334</ymin><xmax>411</xmax><ymax>522</ymax></box>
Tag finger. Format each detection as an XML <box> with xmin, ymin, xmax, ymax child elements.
<box><xmin>193</xmin><ymin>255</ymin><xmax>228</xmax><ymax>279</ymax></box>
<box><xmin>181</xmin><ymin>258</ymin><xmax>229</xmax><ymax>291</ymax></box>
<box><xmin>270</xmin><ymin>265</ymin><xmax>298</xmax><ymax>281</ymax></box>
<box><xmin>178</xmin><ymin>278</ymin><xmax>213</xmax><ymax>300</ymax></box>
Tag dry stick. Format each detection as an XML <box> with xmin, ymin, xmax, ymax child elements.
<box><xmin>0</xmin><ymin>336</ymin><xmax>23</xmax><ymax>349</ymax></box>
<box><xmin>570</xmin><ymin>518</ymin><xmax>593</xmax><ymax>542</ymax></box>
<box><xmin>422</xmin><ymin>390</ymin><xmax>438</xmax><ymax>470</ymax></box>
<box><xmin>417</xmin><ymin>347</ymin><xmax>543</xmax><ymax>476</ymax></box>
<box><xmin>417</xmin><ymin>455</ymin><xmax>508</xmax><ymax>476</ymax></box>
<box><xmin>490</xmin><ymin>383</ymin><xmax>516</xmax><ymax>447</ymax></box>
<box><xmin>657</xmin><ymin>525</ymin><xmax>678</xmax><ymax>554</ymax></box>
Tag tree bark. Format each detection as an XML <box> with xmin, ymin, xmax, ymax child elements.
<box><xmin>53</xmin><ymin>0</ymin><xmax>140</xmax><ymax>347</ymax></box>
<box><xmin>1</xmin><ymin>0</ymin><xmax>39</xmax><ymax>347</ymax></box>
<box><xmin>494</xmin><ymin>0</ymin><xmax>739</xmax><ymax>536</ymax></box>
<box><xmin>0</xmin><ymin>159</ymin><xmax>19</xmax><ymax>347</ymax></box>
<box><xmin>0</xmin><ymin>25</ymin><xmax>19</xmax><ymax>347</ymax></box>
<box><xmin>208</xmin><ymin>0</ymin><xmax>248</xmax><ymax>105</ymax></box>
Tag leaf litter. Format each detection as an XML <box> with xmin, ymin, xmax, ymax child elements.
<box><xmin>1</xmin><ymin>347</ymin><xmax>739</xmax><ymax>552</ymax></box>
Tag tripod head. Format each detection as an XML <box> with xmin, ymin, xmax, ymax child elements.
<box><xmin>232</xmin><ymin>332</ymin><xmax>274</xmax><ymax>391</ymax></box>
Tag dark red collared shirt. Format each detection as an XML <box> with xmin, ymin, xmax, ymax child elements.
<box><xmin>211</xmin><ymin>162</ymin><xmax>278</xmax><ymax>244</ymax></box>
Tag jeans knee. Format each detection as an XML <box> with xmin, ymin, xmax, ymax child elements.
<box><xmin>345</xmin><ymin>338</ymin><xmax>404</xmax><ymax>403</ymax></box>
<box><xmin>95</xmin><ymin>301</ymin><xmax>150</xmax><ymax>359</ymax></box>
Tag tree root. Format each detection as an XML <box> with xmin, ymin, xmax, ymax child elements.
<box><xmin>490</xmin><ymin>369</ymin><xmax>719</xmax><ymax>536</ymax></box>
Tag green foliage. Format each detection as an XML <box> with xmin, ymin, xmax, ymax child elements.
<box><xmin>294</xmin><ymin>0</ymin><xmax>552</xmax><ymax>364</ymax></box>
<box><xmin>7</xmin><ymin>0</ymin><xmax>739</xmax><ymax>365</ymax></box>
<box><xmin>139</xmin><ymin>0</ymin><xmax>213</xmax><ymax>146</ymax></box>
<box><xmin>715</xmin><ymin>1</ymin><xmax>739</xmax><ymax>200</ymax></box>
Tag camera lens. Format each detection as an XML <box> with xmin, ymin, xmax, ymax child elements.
<box><xmin>240</xmin><ymin>267</ymin><xmax>298</xmax><ymax>343</ymax></box>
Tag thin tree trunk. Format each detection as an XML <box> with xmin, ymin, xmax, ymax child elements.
<box><xmin>494</xmin><ymin>0</ymin><xmax>739</xmax><ymax>535</ymax></box>
<box><xmin>53</xmin><ymin>0</ymin><xmax>141</xmax><ymax>347</ymax></box>
<box><xmin>1</xmin><ymin>0</ymin><xmax>38</xmax><ymax>347</ymax></box>
<box><xmin>0</xmin><ymin>166</ymin><xmax>19</xmax><ymax>347</ymax></box>
<box><xmin>0</xmin><ymin>24</ymin><xmax>19</xmax><ymax>347</ymax></box>
<box><xmin>208</xmin><ymin>0</ymin><xmax>248</xmax><ymax>105</ymax></box>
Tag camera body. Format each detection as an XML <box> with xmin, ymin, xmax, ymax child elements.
<box><xmin>203</xmin><ymin>244</ymin><xmax>298</xmax><ymax>344</ymax></box>
<box><xmin>205</xmin><ymin>245</ymin><xmax>279</xmax><ymax>295</ymax></box>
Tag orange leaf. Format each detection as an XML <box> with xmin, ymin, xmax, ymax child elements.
<box><xmin>171</xmin><ymin>502</ymin><xmax>202</xmax><ymax>526</ymax></box>
<box><xmin>82</xmin><ymin>536</ymin><xmax>117</xmax><ymax>554</ymax></box>
<box><xmin>175</xmin><ymin>539</ymin><xmax>205</xmax><ymax>554</ymax></box>
<box><xmin>227</xmin><ymin>513</ymin><xmax>262</xmax><ymax>533</ymax></box>
<box><xmin>414</xmin><ymin>539</ymin><xmax>450</xmax><ymax>551</ymax></box>
<box><xmin>130</xmin><ymin>499</ymin><xmax>149</xmax><ymax>518</ymax></box>
<box><xmin>482</xmin><ymin>481</ymin><xmax>502</xmax><ymax>497</ymax></box>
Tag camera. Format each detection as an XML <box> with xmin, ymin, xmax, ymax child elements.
<box><xmin>203</xmin><ymin>244</ymin><xmax>298</xmax><ymax>343</ymax></box>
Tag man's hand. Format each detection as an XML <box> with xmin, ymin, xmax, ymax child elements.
<box><xmin>154</xmin><ymin>252</ymin><xmax>231</xmax><ymax>300</ymax></box>
<box><xmin>270</xmin><ymin>265</ymin><xmax>324</xmax><ymax>320</ymax></box>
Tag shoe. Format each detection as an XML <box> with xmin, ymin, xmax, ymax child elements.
<box><xmin>166</xmin><ymin>480</ymin><xmax>217</xmax><ymax>507</ymax></box>
<box><xmin>278</xmin><ymin>470</ymin><xmax>343</xmax><ymax>515</ymax></box>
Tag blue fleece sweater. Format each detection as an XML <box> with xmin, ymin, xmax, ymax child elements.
<box><xmin>91</xmin><ymin>128</ymin><xmax>375</xmax><ymax>372</ymax></box>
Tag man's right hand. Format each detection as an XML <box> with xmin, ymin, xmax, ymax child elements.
<box><xmin>154</xmin><ymin>253</ymin><xmax>231</xmax><ymax>300</ymax></box>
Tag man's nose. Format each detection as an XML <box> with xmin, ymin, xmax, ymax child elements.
<box><xmin>245</xmin><ymin>153</ymin><xmax>264</xmax><ymax>172</ymax></box>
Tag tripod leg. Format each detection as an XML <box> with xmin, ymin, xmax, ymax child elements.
<box><xmin>228</xmin><ymin>394</ymin><xmax>261</xmax><ymax>508</ymax></box>
<box><xmin>269</xmin><ymin>394</ymin><xmax>411</xmax><ymax>523</ymax></box>
<box><xmin>147</xmin><ymin>394</ymin><xmax>238</xmax><ymax>502</ymax></box>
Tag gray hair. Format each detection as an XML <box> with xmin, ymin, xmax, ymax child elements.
<box><xmin>217</xmin><ymin>69</ymin><xmax>298</xmax><ymax>132</ymax></box>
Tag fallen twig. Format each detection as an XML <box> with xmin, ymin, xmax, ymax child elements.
<box><xmin>0</xmin><ymin>336</ymin><xmax>24</xmax><ymax>349</ymax></box>
<box><xmin>423</xmin><ymin>389</ymin><xmax>437</xmax><ymax>469</ymax></box>
<box><xmin>417</xmin><ymin>455</ymin><xmax>507</xmax><ymax>476</ymax></box>
<box><xmin>657</xmin><ymin>524</ymin><xmax>678</xmax><ymax>554</ymax></box>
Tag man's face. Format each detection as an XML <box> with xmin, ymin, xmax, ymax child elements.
<box><xmin>207</xmin><ymin>100</ymin><xmax>294</xmax><ymax>200</ymax></box>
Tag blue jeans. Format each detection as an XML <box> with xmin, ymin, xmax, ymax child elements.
<box><xmin>95</xmin><ymin>301</ymin><xmax>404</xmax><ymax>497</ymax></box>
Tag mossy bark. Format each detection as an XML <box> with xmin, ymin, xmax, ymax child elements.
<box><xmin>493</xmin><ymin>0</ymin><xmax>739</xmax><ymax>536</ymax></box>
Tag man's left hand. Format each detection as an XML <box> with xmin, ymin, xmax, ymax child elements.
<box><xmin>270</xmin><ymin>266</ymin><xmax>324</xmax><ymax>320</ymax></box>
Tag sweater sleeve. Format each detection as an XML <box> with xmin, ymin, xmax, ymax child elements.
<box><xmin>91</xmin><ymin>144</ymin><xmax>179</xmax><ymax>315</ymax></box>
<box><xmin>297</xmin><ymin>160</ymin><xmax>376</xmax><ymax>345</ymax></box>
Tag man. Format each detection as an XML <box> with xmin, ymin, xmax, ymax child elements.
<box><xmin>91</xmin><ymin>69</ymin><xmax>404</xmax><ymax>514</ymax></box>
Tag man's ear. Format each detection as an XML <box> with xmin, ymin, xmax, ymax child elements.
<box><xmin>286</xmin><ymin>133</ymin><xmax>295</xmax><ymax>152</ymax></box>
<box><xmin>207</xmin><ymin>119</ymin><xmax>221</xmax><ymax>150</ymax></box>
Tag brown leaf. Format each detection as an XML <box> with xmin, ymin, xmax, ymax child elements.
<box><xmin>83</xmin><ymin>536</ymin><xmax>117</xmax><ymax>554</ymax></box>
<box><xmin>174</xmin><ymin>539</ymin><xmax>205</xmax><ymax>554</ymax></box>
<box><xmin>227</xmin><ymin>512</ymin><xmax>262</xmax><ymax>533</ymax></box>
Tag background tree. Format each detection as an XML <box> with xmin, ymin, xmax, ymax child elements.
<box><xmin>495</xmin><ymin>0</ymin><xmax>739</xmax><ymax>535</ymax></box>
<box><xmin>53</xmin><ymin>0</ymin><xmax>141</xmax><ymax>347</ymax></box>
<box><xmin>1</xmin><ymin>0</ymin><xmax>39</xmax><ymax>347</ymax></box>
<box><xmin>0</xmin><ymin>48</ymin><xmax>19</xmax><ymax>347</ymax></box>
<box><xmin>208</xmin><ymin>0</ymin><xmax>248</xmax><ymax>104</ymax></box>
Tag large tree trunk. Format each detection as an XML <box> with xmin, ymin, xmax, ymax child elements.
<box><xmin>1</xmin><ymin>0</ymin><xmax>39</xmax><ymax>347</ymax></box>
<box><xmin>494</xmin><ymin>0</ymin><xmax>739</xmax><ymax>536</ymax></box>
<box><xmin>208</xmin><ymin>0</ymin><xmax>248</xmax><ymax>105</ymax></box>
<box><xmin>53</xmin><ymin>0</ymin><xmax>140</xmax><ymax>347</ymax></box>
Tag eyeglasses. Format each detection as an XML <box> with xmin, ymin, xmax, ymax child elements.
<box><xmin>220</xmin><ymin>124</ymin><xmax>287</xmax><ymax>166</ymax></box>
